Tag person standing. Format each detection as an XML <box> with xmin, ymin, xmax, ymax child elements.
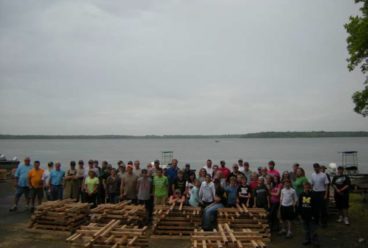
<box><xmin>84</xmin><ymin>170</ymin><xmax>99</xmax><ymax>207</ymax></box>
<box><xmin>238</xmin><ymin>176</ymin><xmax>251</xmax><ymax>206</ymax></box>
<box><xmin>120</xmin><ymin>164</ymin><xmax>138</xmax><ymax>203</ymax></box>
<box><xmin>253</xmin><ymin>177</ymin><xmax>270</xmax><ymax>210</ymax></box>
<box><xmin>218</xmin><ymin>160</ymin><xmax>231</xmax><ymax>179</ymax></box>
<box><xmin>292</xmin><ymin>168</ymin><xmax>309</xmax><ymax>197</ymax></box>
<box><xmin>10</xmin><ymin>157</ymin><xmax>32</xmax><ymax>211</ymax></box>
<box><xmin>49</xmin><ymin>162</ymin><xmax>65</xmax><ymax>200</ymax></box>
<box><xmin>299</xmin><ymin>182</ymin><xmax>319</xmax><ymax>246</ymax></box>
<box><xmin>289</xmin><ymin>163</ymin><xmax>300</xmax><ymax>182</ymax></box>
<box><xmin>269</xmin><ymin>176</ymin><xmax>282</xmax><ymax>231</ymax></box>
<box><xmin>237</xmin><ymin>159</ymin><xmax>245</xmax><ymax>172</ymax></box>
<box><xmin>137</xmin><ymin>169</ymin><xmax>153</xmax><ymax>223</ymax></box>
<box><xmin>199</xmin><ymin>174</ymin><xmax>216</xmax><ymax>208</ymax></box>
<box><xmin>105</xmin><ymin>168</ymin><xmax>121</xmax><ymax>203</ymax></box>
<box><xmin>133</xmin><ymin>160</ymin><xmax>141</xmax><ymax>177</ymax></box>
<box><xmin>267</xmin><ymin>160</ymin><xmax>281</xmax><ymax>179</ymax></box>
<box><xmin>166</xmin><ymin>159</ymin><xmax>179</xmax><ymax>195</ymax></box>
<box><xmin>310</xmin><ymin>163</ymin><xmax>329</xmax><ymax>227</ymax></box>
<box><xmin>332</xmin><ymin>166</ymin><xmax>351</xmax><ymax>225</ymax></box>
<box><xmin>28</xmin><ymin>160</ymin><xmax>44</xmax><ymax>211</ymax></box>
<box><xmin>203</xmin><ymin>159</ymin><xmax>213</xmax><ymax>176</ymax></box>
<box><xmin>242</xmin><ymin>162</ymin><xmax>252</xmax><ymax>185</ymax></box>
<box><xmin>63</xmin><ymin>161</ymin><xmax>78</xmax><ymax>200</ymax></box>
<box><xmin>42</xmin><ymin>162</ymin><xmax>54</xmax><ymax>201</ymax></box>
<box><xmin>76</xmin><ymin>160</ymin><xmax>86</xmax><ymax>202</ymax></box>
<box><xmin>153</xmin><ymin>168</ymin><xmax>169</xmax><ymax>205</ymax></box>
<box><xmin>279</xmin><ymin>179</ymin><xmax>298</xmax><ymax>238</ymax></box>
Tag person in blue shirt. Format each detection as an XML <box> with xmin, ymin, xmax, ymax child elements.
<box><xmin>225</xmin><ymin>176</ymin><xmax>239</xmax><ymax>207</ymax></box>
<box><xmin>166</xmin><ymin>159</ymin><xmax>179</xmax><ymax>195</ymax></box>
<box><xmin>10</xmin><ymin>157</ymin><xmax>33</xmax><ymax>211</ymax></box>
<box><xmin>49</xmin><ymin>162</ymin><xmax>65</xmax><ymax>200</ymax></box>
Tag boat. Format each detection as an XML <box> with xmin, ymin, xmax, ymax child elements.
<box><xmin>330</xmin><ymin>151</ymin><xmax>368</xmax><ymax>190</ymax></box>
<box><xmin>0</xmin><ymin>154</ymin><xmax>19</xmax><ymax>179</ymax></box>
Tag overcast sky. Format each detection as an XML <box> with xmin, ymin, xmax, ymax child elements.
<box><xmin>0</xmin><ymin>0</ymin><xmax>366</xmax><ymax>135</ymax></box>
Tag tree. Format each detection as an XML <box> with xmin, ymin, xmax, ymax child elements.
<box><xmin>345</xmin><ymin>0</ymin><xmax>368</xmax><ymax>116</ymax></box>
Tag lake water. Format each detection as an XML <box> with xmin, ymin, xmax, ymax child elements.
<box><xmin>0</xmin><ymin>137</ymin><xmax>367</xmax><ymax>174</ymax></box>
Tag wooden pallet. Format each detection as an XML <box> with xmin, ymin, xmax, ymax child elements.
<box><xmin>217</xmin><ymin>205</ymin><xmax>270</xmax><ymax>239</ymax></box>
<box><xmin>152</xmin><ymin>204</ymin><xmax>202</xmax><ymax>237</ymax></box>
<box><xmin>28</xmin><ymin>199</ymin><xmax>90</xmax><ymax>233</ymax></box>
<box><xmin>90</xmin><ymin>201</ymin><xmax>146</xmax><ymax>225</ymax></box>
<box><xmin>191</xmin><ymin>223</ymin><xmax>267</xmax><ymax>248</ymax></box>
<box><xmin>66</xmin><ymin>219</ymin><xmax>148</xmax><ymax>247</ymax></box>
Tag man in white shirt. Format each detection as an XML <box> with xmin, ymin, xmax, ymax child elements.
<box><xmin>311</xmin><ymin>163</ymin><xmax>329</xmax><ymax>227</ymax></box>
<box><xmin>203</xmin><ymin>159</ymin><xmax>213</xmax><ymax>177</ymax></box>
<box><xmin>133</xmin><ymin>160</ymin><xmax>141</xmax><ymax>177</ymax></box>
<box><xmin>42</xmin><ymin>162</ymin><xmax>53</xmax><ymax>201</ymax></box>
<box><xmin>238</xmin><ymin>159</ymin><xmax>244</xmax><ymax>172</ymax></box>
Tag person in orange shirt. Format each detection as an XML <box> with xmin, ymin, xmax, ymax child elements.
<box><xmin>28</xmin><ymin>161</ymin><xmax>45</xmax><ymax>211</ymax></box>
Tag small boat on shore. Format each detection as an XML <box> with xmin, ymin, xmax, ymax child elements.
<box><xmin>330</xmin><ymin>151</ymin><xmax>368</xmax><ymax>190</ymax></box>
<box><xmin>0</xmin><ymin>154</ymin><xmax>19</xmax><ymax>180</ymax></box>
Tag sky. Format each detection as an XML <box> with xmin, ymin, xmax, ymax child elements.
<box><xmin>0</xmin><ymin>0</ymin><xmax>367</xmax><ymax>135</ymax></box>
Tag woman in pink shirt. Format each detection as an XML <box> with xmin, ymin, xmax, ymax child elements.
<box><xmin>269</xmin><ymin>176</ymin><xmax>283</xmax><ymax>231</ymax></box>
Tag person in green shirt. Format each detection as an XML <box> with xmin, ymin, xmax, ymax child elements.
<box><xmin>84</xmin><ymin>170</ymin><xmax>99</xmax><ymax>207</ymax></box>
<box><xmin>292</xmin><ymin>168</ymin><xmax>309</xmax><ymax>197</ymax></box>
<box><xmin>153</xmin><ymin>168</ymin><xmax>168</xmax><ymax>205</ymax></box>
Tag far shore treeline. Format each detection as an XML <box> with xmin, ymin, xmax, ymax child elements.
<box><xmin>0</xmin><ymin>131</ymin><xmax>368</xmax><ymax>139</ymax></box>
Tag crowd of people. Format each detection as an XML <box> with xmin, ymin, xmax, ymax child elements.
<box><xmin>10</xmin><ymin>157</ymin><xmax>352</xmax><ymax>246</ymax></box>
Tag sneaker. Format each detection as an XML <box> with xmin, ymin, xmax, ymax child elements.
<box><xmin>9</xmin><ymin>206</ymin><xmax>17</xmax><ymax>212</ymax></box>
<box><xmin>278</xmin><ymin>229</ymin><xmax>286</xmax><ymax>235</ymax></box>
<box><xmin>286</xmin><ymin>231</ymin><xmax>293</xmax><ymax>239</ymax></box>
<box><xmin>344</xmin><ymin>217</ymin><xmax>350</xmax><ymax>225</ymax></box>
<box><xmin>337</xmin><ymin>216</ymin><xmax>343</xmax><ymax>223</ymax></box>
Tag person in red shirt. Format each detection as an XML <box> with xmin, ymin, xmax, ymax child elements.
<box><xmin>267</xmin><ymin>160</ymin><xmax>281</xmax><ymax>179</ymax></box>
<box><xmin>218</xmin><ymin>160</ymin><xmax>231</xmax><ymax>179</ymax></box>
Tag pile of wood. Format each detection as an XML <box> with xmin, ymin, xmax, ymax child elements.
<box><xmin>29</xmin><ymin>199</ymin><xmax>90</xmax><ymax>232</ymax></box>
<box><xmin>217</xmin><ymin>205</ymin><xmax>269</xmax><ymax>239</ymax></box>
<box><xmin>152</xmin><ymin>204</ymin><xmax>202</xmax><ymax>238</ymax></box>
<box><xmin>191</xmin><ymin>223</ymin><xmax>268</xmax><ymax>248</ymax></box>
<box><xmin>90</xmin><ymin>201</ymin><xmax>146</xmax><ymax>225</ymax></box>
<box><xmin>66</xmin><ymin>219</ymin><xmax>148</xmax><ymax>248</ymax></box>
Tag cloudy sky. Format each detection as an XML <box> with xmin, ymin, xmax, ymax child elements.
<box><xmin>0</xmin><ymin>0</ymin><xmax>366</xmax><ymax>135</ymax></box>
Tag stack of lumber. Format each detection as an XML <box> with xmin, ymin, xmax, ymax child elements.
<box><xmin>152</xmin><ymin>204</ymin><xmax>202</xmax><ymax>238</ymax></box>
<box><xmin>90</xmin><ymin>201</ymin><xmax>146</xmax><ymax>225</ymax></box>
<box><xmin>29</xmin><ymin>199</ymin><xmax>90</xmax><ymax>232</ymax></box>
<box><xmin>66</xmin><ymin>219</ymin><xmax>148</xmax><ymax>248</ymax></box>
<box><xmin>191</xmin><ymin>223</ymin><xmax>268</xmax><ymax>248</ymax></box>
<box><xmin>217</xmin><ymin>205</ymin><xmax>269</xmax><ymax>239</ymax></box>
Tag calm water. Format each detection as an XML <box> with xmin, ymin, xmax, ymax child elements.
<box><xmin>0</xmin><ymin>138</ymin><xmax>367</xmax><ymax>174</ymax></box>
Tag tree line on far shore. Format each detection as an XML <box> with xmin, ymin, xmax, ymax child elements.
<box><xmin>0</xmin><ymin>131</ymin><xmax>367</xmax><ymax>139</ymax></box>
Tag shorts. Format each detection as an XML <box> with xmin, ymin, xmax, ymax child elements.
<box><xmin>334</xmin><ymin>192</ymin><xmax>349</xmax><ymax>209</ymax></box>
<box><xmin>16</xmin><ymin>186</ymin><xmax>30</xmax><ymax>199</ymax></box>
<box><xmin>280</xmin><ymin>206</ymin><xmax>295</xmax><ymax>220</ymax></box>
<box><xmin>30</xmin><ymin>188</ymin><xmax>44</xmax><ymax>200</ymax></box>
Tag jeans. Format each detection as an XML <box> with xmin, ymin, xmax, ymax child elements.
<box><xmin>312</xmin><ymin>191</ymin><xmax>328</xmax><ymax>225</ymax></box>
<box><xmin>269</xmin><ymin>202</ymin><xmax>280</xmax><ymax>230</ymax></box>
<box><xmin>303</xmin><ymin>218</ymin><xmax>319</xmax><ymax>244</ymax></box>
<box><xmin>50</xmin><ymin>185</ymin><xmax>63</xmax><ymax>200</ymax></box>
<box><xmin>202</xmin><ymin>203</ymin><xmax>224</xmax><ymax>230</ymax></box>
<box><xmin>107</xmin><ymin>193</ymin><xmax>119</xmax><ymax>203</ymax></box>
<box><xmin>139</xmin><ymin>199</ymin><xmax>154</xmax><ymax>222</ymax></box>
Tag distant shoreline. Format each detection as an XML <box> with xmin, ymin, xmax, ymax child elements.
<box><xmin>1</xmin><ymin>131</ymin><xmax>368</xmax><ymax>139</ymax></box>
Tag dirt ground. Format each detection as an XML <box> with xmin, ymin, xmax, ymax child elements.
<box><xmin>0</xmin><ymin>181</ymin><xmax>367</xmax><ymax>248</ymax></box>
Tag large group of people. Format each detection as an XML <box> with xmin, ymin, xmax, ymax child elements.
<box><xmin>10</xmin><ymin>157</ymin><xmax>352</xmax><ymax>246</ymax></box>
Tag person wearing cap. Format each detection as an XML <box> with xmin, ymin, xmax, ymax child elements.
<box><xmin>267</xmin><ymin>160</ymin><xmax>281</xmax><ymax>179</ymax></box>
<box><xmin>120</xmin><ymin>164</ymin><xmax>138</xmax><ymax>203</ymax></box>
<box><xmin>332</xmin><ymin>166</ymin><xmax>351</xmax><ymax>225</ymax></box>
<box><xmin>203</xmin><ymin>159</ymin><xmax>213</xmax><ymax>177</ymax></box>
<box><xmin>117</xmin><ymin>161</ymin><xmax>126</xmax><ymax>178</ymax></box>
<box><xmin>28</xmin><ymin>160</ymin><xmax>44</xmax><ymax>211</ymax></box>
<box><xmin>218</xmin><ymin>160</ymin><xmax>231</xmax><ymax>179</ymax></box>
<box><xmin>63</xmin><ymin>161</ymin><xmax>78</xmax><ymax>200</ymax></box>
<box><xmin>10</xmin><ymin>157</ymin><xmax>32</xmax><ymax>211</ymax></box>
<box><xmin>310</xmin><ymin>163</ymin><xmax>329</xmax><ymax>227</ymax></box>
<box><xmin>42</xmin><ymin>161</ymin><xmax>54</xmax><ymax>201</ymax></box>
<box><xmin>88</xmin><ymin>160</ymin><xmax>99</xmax><ymax>178</ymax></box>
